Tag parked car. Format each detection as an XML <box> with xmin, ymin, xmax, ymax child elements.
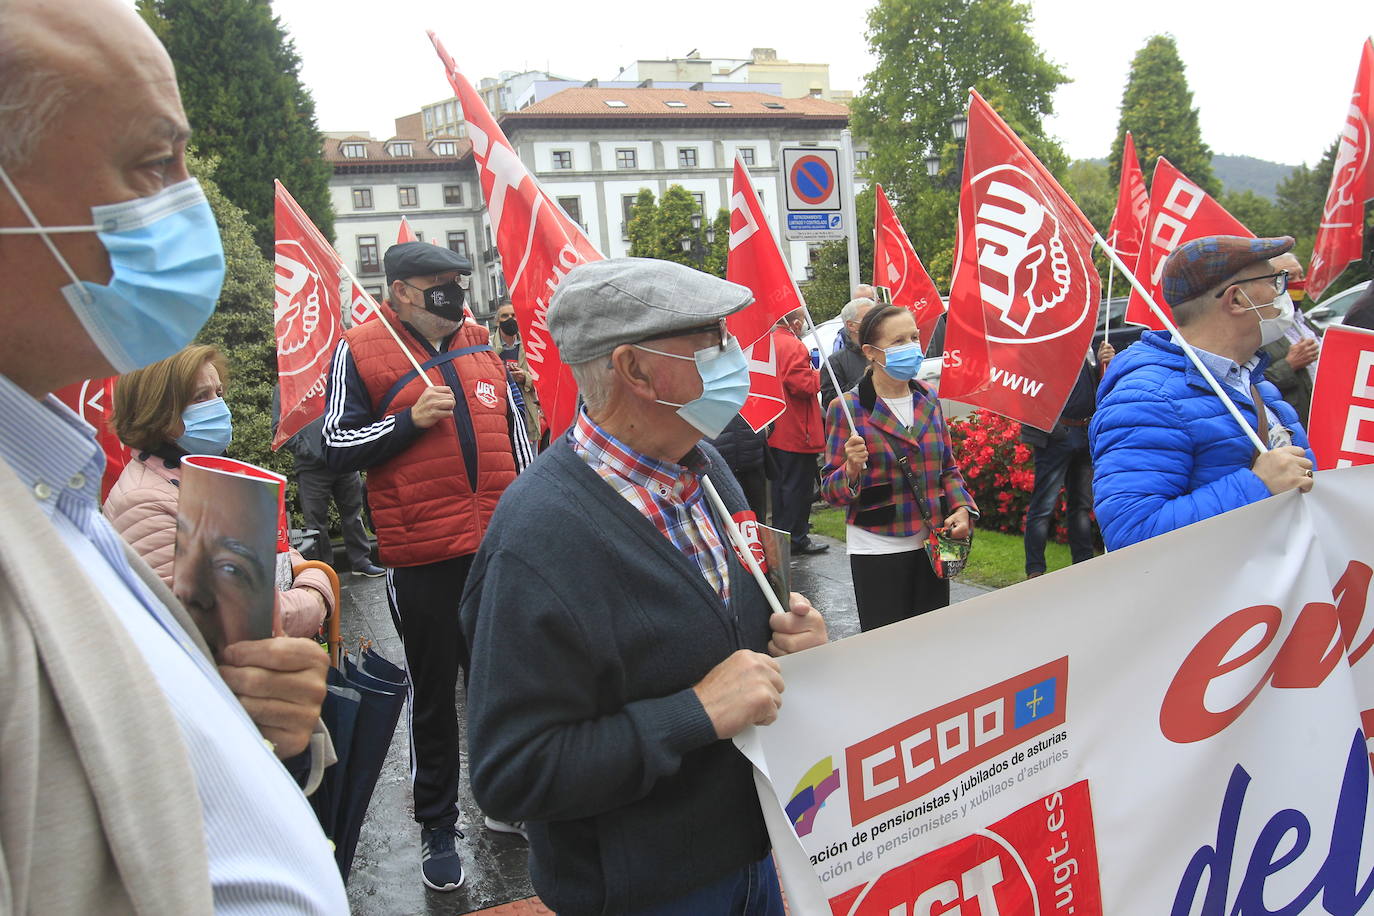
<box><xmin>1306</xmin><ymin>280</ymin><xmax>1372</xmax><ymax>332</ymax></box>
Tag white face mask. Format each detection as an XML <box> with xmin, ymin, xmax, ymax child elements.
<box><xmin>1241</xmin><ymin>289</ymin><xmax>1296</xmax><ymax>346</ymax></box>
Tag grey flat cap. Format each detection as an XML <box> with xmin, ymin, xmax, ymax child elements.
<box><xmin>384</xmin><ymin>241</ymin><xmax>473</xmax><ymax>286</ymax></box>
<box><xmin>549</xmin><ymin>258</ymin><xmax>754</xmax><ymax>364</ymax></box>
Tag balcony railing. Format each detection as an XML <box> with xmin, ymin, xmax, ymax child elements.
<box><xmin>357</xmin><ymin>259</ymin><xmax>382</xmax><ymax>276</ymax></box>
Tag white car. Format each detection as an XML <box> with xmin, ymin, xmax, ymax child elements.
<box><xmin>1306</xmin><ymin>280</ymin><xmax>1371</xmax><ymax>332</ymax></box>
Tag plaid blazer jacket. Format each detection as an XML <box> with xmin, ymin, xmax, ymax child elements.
<box><xmin>820</xmin><ymin>372</ymin><xmax>977</xmax><ymax>537</ymax></box>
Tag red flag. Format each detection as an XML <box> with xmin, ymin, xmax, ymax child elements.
<box><xmin>1306</xmin><ymin>324</ymin><xmax>1374</xmax><ymax>470</ymax></box>
<box><xmin>273</xmin><ymin>180</ymin><xmax>346</xmax><ymax>449</ymax></box>
<box><xmin>1124</xmin><ymin>157</ymin><xmax>1253</xmax><ymax>330</ymax></box>
<box><xmin>54</xmin><ymin>377</ymin><xmax>128</xmax><ymax>500</ymax></box>
<box><xmin>941</xmin><ymin>90</ymin><xmax>1104</xmax><ymax>432</ymax></box>
<box><xmin>430</xmin><ymin>32</ymin><xmax>602</xmax><ymax>437</ymax></box>
<box><xmin>1107</xmin><ymin>131</ymin><xmax>1149</xmax><ymax>267</ymax></box>
<box><xmin>872</xmin><ymin>184</ymin><xmax>944</xmax><ymax>343</ymax></box>
<box><xmin>397</xmin><ymin>216</ymin><xmax>418</xmax><ymax>244</ymax></box>
<box><xmin>1309</xmin><ymin>39</ymin><xmax>1374</xmax><ymax>302</ymax></box>
<box><xmin>348</xmin><ymin>281</ymin><xmax>376</xmax><ymax>327</ymax></box>
<box><xmin>726</xmin><ymin>158</ymin><xmax>809</xmax><ymax>430</ymax></box>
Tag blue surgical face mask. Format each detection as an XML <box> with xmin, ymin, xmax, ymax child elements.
<box><xmin>176</xmin><ymin>397</ymin><xmax>233</xmax><ymax>454</ymax></box>
<box><xmin>877</xmin><ymin>342</ymin><xmax>923</xmax><ymax>381</ymax></box>
<box><xmin>634</xmin><ymin>335</ymin><xmax>751</xmax><ymax>439</ymax></box>
<box><xmin>0</xmin><ymin>166</ymin><xmax>226</xmax><ymax>374</ymax></box>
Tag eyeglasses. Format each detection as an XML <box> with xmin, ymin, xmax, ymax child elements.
<box><xmin>1214</xmin><ymin>270</ymin><xmax>1289</xmax><ymax>299</ymax></box>
<box><xmin>636</xmin><ymin>318</ymin><xmax>730</xmax><ymax>354</ymax></box>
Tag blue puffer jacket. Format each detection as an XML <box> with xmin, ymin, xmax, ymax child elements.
<box><xmin>1089</xmin><ymin>331</ymin><xmax>1313</xmax><ymax>551</ymax></box>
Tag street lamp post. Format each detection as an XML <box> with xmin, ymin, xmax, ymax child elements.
<box><xmin>680</xmin><ymin>211</ymin><xmax>715</xmax><ymax>269</ymax></box>
<box><xmin>926</xmin><ymin>114</ymin><xmax>969</xmax><ymax>190</ymax></box>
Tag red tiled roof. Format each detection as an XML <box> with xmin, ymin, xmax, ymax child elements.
<box><xmin>504</xmin><ymin>87</ymin><xmax>849</xmax><ymax>121</ymax></box>
<box><xmin>323</xmin><ymin>135</ymin><xmax>472</xmax><ymax>165</ymax></box>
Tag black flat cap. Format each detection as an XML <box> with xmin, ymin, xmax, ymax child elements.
<box><xmin>384</xmin><ymin>241</ymin><xmax>473</xmax><ymax>286</ymax></box>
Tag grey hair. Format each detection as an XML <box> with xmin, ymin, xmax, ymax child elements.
<box><xmin>0</xmin><ymin>0</ymin><xmax>74</xmax><ymax>173</ymax></box>
<box><xmin>840</xmin><ymin>297</ymin><xmax>876</xmax><ymax>324</ymax></box>
<box><xmin>570</xmin><ymin>357</ymin><xmax>616</xmax><ymax>414</ymax></box>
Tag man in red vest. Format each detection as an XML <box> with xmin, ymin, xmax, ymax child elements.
<box><xmin>322</xmin><ymin>242</ymin><xmax>534</xmax><ymax>892</ymax></box>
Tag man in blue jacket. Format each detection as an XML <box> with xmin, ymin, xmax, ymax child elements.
<box><xmin>1090</xmin><ymin>235</ymin><xmax>1315</xmax><ymax>551</ymax></box>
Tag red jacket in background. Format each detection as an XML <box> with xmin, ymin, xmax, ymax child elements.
<box><xmin>766</xmin><ymin>326</ymin><xmax>823</xmax><ymax>453</ymax></box>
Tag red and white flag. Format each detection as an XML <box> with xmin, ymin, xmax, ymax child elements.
<box><xmin>1107</xmin><ymin>131</ymin><xmax>1149</xmax><ymax>268</ymax></box>
<box><xmin>727</xmin><ymin>157</ymin><xmax>810</xmax><ymax>431</ymax></box>
<box><xmin>1308</xmin><ymin>38</ymin><xmax>1374</xmax><ymax>302</ymax></box>
<box><xmin>54</xmin><ymin>376</ymin><xmax>128</xmax><ymax>500</ymax></box>
<box><xmin>1307</xmin><ymin>324</ymin><xmax>1374</xmax><ymax>470</ymax></box>
<box><xmin>397</xmin><ymin>216</ymin><xmax>418</xmax><ymax>244</ymax></box>
<box><xmin>430</xmin><ymin>32</ymin><xmax>601</xmax><ymax>437</ymax></box>
<box><xmin>873</xmin><ymin>183</ymin><xmax>944</xmax><ymax>343</ymax></box>
<box><xmin>941</xmin><ymin>90</ymin><xmax>1103</xmax><ymax>432</ymax></box>
<box><xmin>273</xmin><ymin>180</ymin><xmax>346</xmax><ymax>449</ymax></box>
<box><xmin>1124</xmin><ymin>157</ymin><xmax>1253</xmax><ymax>330</ymax></box>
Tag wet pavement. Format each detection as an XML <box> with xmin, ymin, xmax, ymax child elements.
<box><xmin>338</xmin><ymin>533</ymin><xmax>991</xmax><ymax>915</ymax></box>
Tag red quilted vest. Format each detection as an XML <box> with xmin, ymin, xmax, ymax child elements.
<box><xmin>345</xmin><ymin>308</ymin><xmax>516</xmax><ymax>566</ymax></box>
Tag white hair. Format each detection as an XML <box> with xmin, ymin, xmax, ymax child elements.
<box><xmin>0</xmin><ymin>1</ymin><xmax>74</xmax><ymax>173</ymax></box>
<box><xmin>840</xmin><ymin>297</ymin><xmax>876</xmax><ymax>324</ymax></box>
<box><xmin>570</xmin><ymin>358</ymin><xmax>616</xmax><ymax>414</ymax></box>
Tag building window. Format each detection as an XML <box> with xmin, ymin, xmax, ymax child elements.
<box><xmin>616</xmin><ymin>148</ymin><xmax>637</xmax><ymax>169</ymax></box>
<box><xmin>708</xmin><ymin>99</ymin><xmax>732</xmax><ymax>108</ymax></box>
<box><xmin>738</xmin><ymin>147</ymin><xmax>756</xmax><ymax>166</ymax></box>
<box><xmin>557</xmin><ymin>196</ymin><xmax>582</xmax><ymax>226</ymax></box>
<box><xmin>364</xmin><ymin>285</ymin><xmax>383</xmax><ymax>300</ymax></box>
<box><xmin>692</xmin><ymin>192</ymin><xmax>705</xmax><ymax>213</ymax></box>
<box><xmin>443</xmin><ymin>185</ymin><xmax>463</xmax><ymax>206</ymax></box>
<box><xmin>341</xmin><ymin>142</ymin><xmax>367</xmax><ymax>158</ymax></box>
<box><xmin>423</xmin><ymin>110</ymin><xmax>434</xmax><ymax>127</ymax></box>
<box><xmin>854</xmin><ymin>149</ymin><xmax>871</xmax><ymax>164</ymax></box>
<box><xmin>447</xmin><ymin>231</ymin><xmax>469</xmax><ymax>257</ymax></box>
<box><xmin>358</xmin><ymin>235</ymin><xmax>380</xmax><ymax>274</ymax></box>
<box><xmin>485</xmin><ymin>226</ymin><xmax>493</xmax><ymax>250</ymax></box>
<box><xmin>621</xmin><ymin>194</ymin><xmax>638</xmax><ymax>239</ymax></box>
<box><xmin>388</xmin><ymin>141</ymin><xmax>412</xmax><ymax>157</ymax></box>
<box><xmin>551</xmin><ymin>150</ymin><xmax>573</xmax><ymax>170</ymax></box>
<box><xmin>604</xmin><ymin>99</ymin><xmax>628</xmax><ymax>108</ymax></box>
<box><xmin>351</xmin><ymin>188</ymin><xmax>373</xmax><ymax>210</ymax></box>
<box><xmin>664</xmin><ymin>100</ymin><xmax>687</xmax><ymax>108</ymax></box>
<box><xmin>433</xmin><ymin>140</ymin><xmax>457</xmax><ymax>156</ymax></box>
<box><xmin>678</xmin><ymin>148</ymin><xmax>698</xmax><ymax>168</ymax></box>
<box><xmin>398</xmin><ymin>186</ymin><xmax>418</xmax><ymax>208</ymax></box>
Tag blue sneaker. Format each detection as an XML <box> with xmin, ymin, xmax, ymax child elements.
<box><xmin>420</xmin><ymin>825</ymin><xmax>465</xmax><ymax>892</ymax></box>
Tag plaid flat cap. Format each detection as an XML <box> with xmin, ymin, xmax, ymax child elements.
<box><xmin>1160</xmin><ymin>235</ymin><xmax>1295</xmax><ymax>306</ymax></box>
<box><xmin>549</xmin><ymin>258</ymin><xmax>754</xmax><ymax>364</ymax></box>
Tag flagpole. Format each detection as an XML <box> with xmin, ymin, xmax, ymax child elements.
<box><xmin>1092</xmin><ymin>232</ymin><xmax>1268</xmax><ymax>454</ymax></box>
<box><xmin>800</xmin><ymin>309</ymin><xmax>858</xmax><ymax>436</ymax></box>
<box><xmin>335</xmin><ymin>260</ymin><xmax>436</xmax><ymax>389</ymax></box>
<box><xmin>700</xmin><ymin>476</ymin><xmax>788</xmax><ymax>617</ymax></box>
<box><xmin>1103</xmin><ymin>230</ymin><xmax>1116</xmax><ymax>348</ymax></box>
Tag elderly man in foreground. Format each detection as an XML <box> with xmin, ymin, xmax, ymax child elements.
<box><xmin>1090</xmin><ymin>235</ymin><xmax>1315</xmax><ymax>551</ymax></box>
<box><xmin>0</xmin><ymin>0</ymin><xmax>343</xmax><ymax>910</ymax></box>
<box><xmin>460</xmin><ymin>258</ymin><xmax>828</xmax><ymax>916</ymax></box>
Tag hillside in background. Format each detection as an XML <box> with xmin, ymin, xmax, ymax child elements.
<box><xmin>1085</xmin><ymin>154</ymin><xmax>1297</xmax><ymax>200</ymax></box>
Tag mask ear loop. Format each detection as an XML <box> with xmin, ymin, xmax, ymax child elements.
<box><xmin>0</xmin><ymin>164</ymin><xmax>95</xmax><ymax>292</ymax></box>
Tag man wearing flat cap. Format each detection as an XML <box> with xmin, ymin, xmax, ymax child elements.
<box><xmin>1090</xmin><ymin>235</ymin><xmax>1315</xmax><ymax>551</ymax></box>
<box><xmin>460</xmin><ymin>258</ymin><xmax>828</xmax><ymax>915</ymax></box>
<box><xmin>322</xmin><ymin>241</ymin><xmax>534</xmax><ymax>891</ymax></box>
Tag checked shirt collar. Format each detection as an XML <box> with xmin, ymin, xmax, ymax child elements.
<box><xmin>571</xmin><ymin>408</ymin><xmax>708</xmax><ymax>505</ymax></box>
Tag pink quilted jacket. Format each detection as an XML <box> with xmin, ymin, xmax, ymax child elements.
<box><xmin>102</xmin><ymin>454</ymin><xmax>334</xmax><ymax>638</ymax></box>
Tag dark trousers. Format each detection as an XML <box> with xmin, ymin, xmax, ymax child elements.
<box><xmin>735</xmin><ymin>466</ymin><xmax>769</xmax><ymax>522</ymax></box>
<box><xmin>386</xmin><ymin>554</ymin><xmax>474</xmax><ymax>829</ymax></box>
<box><xmin>297</xmin><ymin>467</ymin><xmax>373</xmax><ymax>570</ymax></box>
<box><xmin>850</xmin><ymin>550</ymin><xmax>949</xmax><ymax>632</ymax></box>
<box><xmin>627</xmin><ymin>854</ymin><xmax>784</xmax><ymax>916</ymax></box>
<box><xmin>770</xmin><ymin>448</ymin><xmax>817</xmax><ymax>547</ymax></box>
<box><xmin>1023</xmin><ymin>426</ymin><xmax>1095</xmax><ymax>576</ymax></box>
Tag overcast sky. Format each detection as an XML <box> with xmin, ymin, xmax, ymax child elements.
<box><xmin>254</xmin><ymin>0</ymin><xmax>1366</xmax><ymax>169</ymax></box>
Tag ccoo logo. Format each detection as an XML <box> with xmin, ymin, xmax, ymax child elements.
<box><xmin>972</xmin><ymin>165</ymin><xmax>1094</xmax><ymax>345</ymax></box>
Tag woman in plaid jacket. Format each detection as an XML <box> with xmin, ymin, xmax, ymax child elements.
<box><xmin>821</xmin><ymin>305</ymin><xmax>978</xmax><ymax>631</ymax></box>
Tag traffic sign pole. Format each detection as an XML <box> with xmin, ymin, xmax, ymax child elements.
<box><xmin>841</xmin><ymin>130</ymin><xmax>861</xmax><ymax>293</ymax></box>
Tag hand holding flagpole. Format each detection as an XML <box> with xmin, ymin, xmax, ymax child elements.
<box><xmin>1093</xmin><ymin>232</ymin><xmax>1267</xmax><ymax>454</ymax></box>
<box><xmin>700</xmin><ymin>476</ymin><xmax>787</xmax><ymax>617</ymax></box>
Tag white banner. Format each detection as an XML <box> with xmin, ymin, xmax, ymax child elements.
<box><xmin>738</xmin><ymin>465</ymin><xmax>1374</xmax><ymax>915</ymax></box>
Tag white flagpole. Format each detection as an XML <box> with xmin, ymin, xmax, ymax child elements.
<box><xmin>700</xmin><ymin>476</ymin><xmax>787</xmax><ymax>617</ymax></box>
<box><xmin>799</xmin><ymin>308</ymin><xmax>858</xmax><ymax>436</ymax></box>
<box><xmin>335</xmin><ymin>260</ymin><xmax>436</xmax><ymax>388</ymax></box>
<box><xmin>1092</xmin><ymin>232</ymin><xmax>1268</xmax><ymax>454</ymax></box>
<box><xmin>1103</xmin><ymin>230</ymin><xmax>1116</xmax><ymax>348</ymax></box>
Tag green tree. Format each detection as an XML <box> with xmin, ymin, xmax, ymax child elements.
<box><xmin>1219</xmin><ymin>190</ymin><xmax>1285</xmax><ymax>239</ymax></box>
<box><xmin>626</xmin><ymin>188</ymin><xmax>657</xmax><ymax>258</ymax></box>
<box><xmin>1109</xmin><ymin>35</ymin><xmax>1218</xmax><ymax>196</ymax></box>
<box><xmin>704</xmin><ymin>208</ymin><xmax>730</xmax><ymax>278</ymax></box>
<box><xmin>653</xmin><ymin>186</ymin><xmax>704</xmax><ymax>267</ymax></box>
<box><xmin>828</xmin><ymin>0</ymin><xmax>1067</xmax><ymax>308</ymax></box>
<box><xmin>1065</xmin><ymin>160</ymin><xmax>1114</xmax><ymax>235</ymax></box>
<box><xmin>186</xmin><ymin>151</ymin><xmax>288</xmax><ymax>482</ymax></box>
<box><xmin>138</xmin><ymin>0</ymin><xmax>333</xmax><ymax>256</ymax></box>
<box><xmin>1276</xmin><ymin>140</ymin><xmax>1339</xmax><ymax>264</ymax></box>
